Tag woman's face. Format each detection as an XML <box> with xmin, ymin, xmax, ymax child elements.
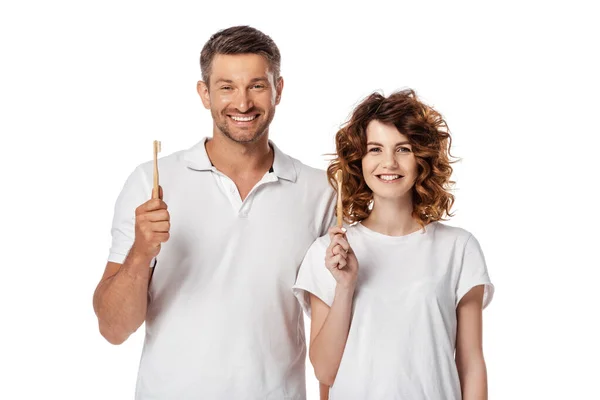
<box><xmin>361</xmin><ymin>120</ymin><xmax>418</xmax><ymax>202</ymax></box>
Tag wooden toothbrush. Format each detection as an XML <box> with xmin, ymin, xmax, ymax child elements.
<box><xmin>153</xmin><ymin>140</ymin><xmax>161</xmax><ymax>199</ymax></box>
<box><xmin>335</xmin><ymin>170</ymin><xmax>343</xmax><ymax>228</ymax></box>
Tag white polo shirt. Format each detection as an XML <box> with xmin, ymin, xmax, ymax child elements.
<box><xmin>108</xmin><ymin>138</ymin><xmax>336</xmax><ymax>400</ymax></box>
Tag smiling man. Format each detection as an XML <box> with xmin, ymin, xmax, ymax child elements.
<box><xmin>93</xmin><ymin>26</ymin><xmax>335</xmax><ymax>399</ymax></box>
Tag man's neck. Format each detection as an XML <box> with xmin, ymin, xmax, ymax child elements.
<box><xmin>205</xmin><ymin>131</ymin><xmax>273</xmax><ymax>179</ymax></box>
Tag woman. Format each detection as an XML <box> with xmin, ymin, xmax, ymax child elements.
<box><xmin>293</xmin><ymin>89</ymin><xmax>494</xmax><ymax>399</ymax></box>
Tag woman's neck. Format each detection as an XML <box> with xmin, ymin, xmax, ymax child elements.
<box><xmin>361</xmin><ymin>194</ymin><xmax>422</xmax><ymax>236</ymax></box>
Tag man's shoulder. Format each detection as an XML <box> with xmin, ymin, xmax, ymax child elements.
<box><xmin>292</xmin><ymin>160</ymin><xmax>334</xmax><ymax>198</ymax></box>
<box><xmin>280</xmin><ymin>153</ymin><xmax>327</xmax><ymax>184</ymax></box>
<box><xmin>292</xmin><ymin>158</ymin><xmax>326</xmax><ymax>180</ymax></box>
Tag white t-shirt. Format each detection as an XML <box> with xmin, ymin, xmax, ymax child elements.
<box><xmin>108</xmin><ymin>138</ymin><xmax>336</xmax><ymax>400</ymax></box>
<box><xmin>293</xmin><ymin>221</ymin><xmax>494</xmax><ymax>400</ymax></box>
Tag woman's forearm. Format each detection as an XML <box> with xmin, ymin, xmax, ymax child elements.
<box><xmin>457</xmin><ymin>355</ymin><xmax>488</xmax><ymax>400</ymax></box>
<box><xmin>310</xmin><ymin>286</ymin><xmax>355</xmax><ymax>386</ymax></box>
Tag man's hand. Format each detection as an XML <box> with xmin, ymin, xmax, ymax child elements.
<box><xmin>130</xmin><ymin>186</ymin><xmax>170</xmax><ymax>260</ymax></box>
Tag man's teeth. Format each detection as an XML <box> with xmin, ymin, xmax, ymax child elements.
<box><xmin>230</xmin><ymin>115</ymin><xmax>256</xmax><ymax>122</ymax></box>
<box><xmin>379</xmin><ymin>175</ymin><xmax>401</xmax><ymax>181</ymax></box>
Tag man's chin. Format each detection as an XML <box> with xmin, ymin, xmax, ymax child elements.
<box><xmin>220</xmin><ymin>127</ymin><xmax>267</xmax><ymax>144</ymax></box>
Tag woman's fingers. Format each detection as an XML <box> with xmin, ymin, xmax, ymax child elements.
<box><xmin>328</xmin><ymin>226</ymin><xmax>346</xmax><ymax>240</ymax></box>
<box><xmin>332</xmin><ymin>244</ymin><xmax>348</xmax><ymax>256</ymax></box>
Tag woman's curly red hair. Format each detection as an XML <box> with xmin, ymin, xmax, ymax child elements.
<box><xmin>327</xmin><ymin>89</ymin><xmax>456</xmax><ymax>227</ymax></box>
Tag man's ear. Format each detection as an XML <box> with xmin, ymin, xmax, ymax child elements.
<box><xmin>275</xmin><ymin>77</ymin><xmax>284</xmax><ymax>105</ymax></box>
<box><xmin>197</xmin><ymin>81</ymin><xmax>211</xmax><ymax>109</ymax></box>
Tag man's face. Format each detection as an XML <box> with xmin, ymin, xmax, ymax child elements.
<box><xmin>198</xmin><ymin>54</ymin><xmax>283</xmax><ymax>143</ymax></box>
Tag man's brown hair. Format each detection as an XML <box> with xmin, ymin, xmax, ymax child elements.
<box><xmin>200</xmin><ymin>26</ymin><xmax>281</xmax><ymax>86</ymax></box>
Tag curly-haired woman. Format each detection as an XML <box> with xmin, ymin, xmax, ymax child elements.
<box><xmin>293</xmin><ymin>89</ymin><xmax>494</xmax><ymax>400</ymax></box>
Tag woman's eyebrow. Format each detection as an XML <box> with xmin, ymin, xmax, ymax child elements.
<box><xmin>366</xmin><ymin>141</ymin><xmax>411</xmax><ymax>146</ymax></box>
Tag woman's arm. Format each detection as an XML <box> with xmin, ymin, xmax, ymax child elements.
<box><xmin>308</xmin><ymin>226</ymin><xmax>359</xmax><ymax>388</ymax></box>
<box><xmin>455</xmin><ymin>285</ymin><xmax>488</xmax><ymax>400</ymax></box>
<box><xmin>309</xmin><ymin>287</ymin><xmax>355</xmax><ymax>387</ymax></box>
<box><xmin>319</xmin><ymin>383</ymin><xmax>329</xmax><ymax>400</ymax></box>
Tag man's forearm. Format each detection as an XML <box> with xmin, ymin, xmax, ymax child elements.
<box><xmin>93</xmin><ymin>249</ymin><xmax>153</xmax><ymax>344</ymax></box>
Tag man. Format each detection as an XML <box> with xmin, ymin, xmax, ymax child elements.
<box><xmin>93</xmin><ymin>26</ymin><xmax>335</xmax><ymax>399</ymax></box>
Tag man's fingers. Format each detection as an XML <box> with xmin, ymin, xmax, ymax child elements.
<box><xmin>152</xmin><ymin>221</ymin><xmax>170</xmax><ymax>233</ymax></box>
<box><xmin>140</xmin><ymin>209</ymin><xmax>170</xmax><ymax>222</ymax></box>
<box><xmin>156</xmin><ymin>232</ymin><xmax>170</xmax><ymax>243</ymax></box>
<box><xmin>137</xmin><ymin>199</ymin><xmax>168</xmax><ymax>215</ymax></box>
<box><xmin>151</xmin><ymin>185</ymin><xmax>164</xmax><ymax>200</ymax></box>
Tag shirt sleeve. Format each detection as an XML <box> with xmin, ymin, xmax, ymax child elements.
<box><xmin>455</xmin><ymin>234</ymin><xmax>495</xmax><ymax>309</ymax></box>
<box><xmin>292</xmin><ymin>237</ymin><xmax>337</xmax><ymax>318</ymax></box>
<box><xmin>107</xmin><ymin>165</ymin><xmax>152</xmax><ymax>265</ymax></box>
<box><xmin>317</xmin><ymin>186</ymin><xmax>337</xmax><ymax>237</ymax></box>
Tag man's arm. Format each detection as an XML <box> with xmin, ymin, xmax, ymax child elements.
<box><xmin>93</xmin><ymin>255</ymin><xmax>153</xmax><ymax>345</ymax></box>
<box><xmin>93</xmin><ymin>189</ymin><xmax>169</xmax><ymax>345</ymax></box>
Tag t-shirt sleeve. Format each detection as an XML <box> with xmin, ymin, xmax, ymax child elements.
<box><xmin>455</xmin><ymin>234</ymin><xmax>495</xmax><ymax>309</ymax></box>
<box><xmin>292</xmin><ymin>237</ymin><xmax>337</xmax><ymax>318</ymax></box>
<box><xmin>107</xmin><ymin>165</ymin><xmax>152</xmax><ymax>265</ymax></box>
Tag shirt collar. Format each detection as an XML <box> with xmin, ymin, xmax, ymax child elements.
<box><xmin>183</xmin><ymin>137</ymin><xmax>297</xmax><ymax>182</ymax></box>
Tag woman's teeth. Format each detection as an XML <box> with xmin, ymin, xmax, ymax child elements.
<box><xmin>378</xmin><ymin>174</ymin><xmax>401</xmax><ymax>181</ymax></box>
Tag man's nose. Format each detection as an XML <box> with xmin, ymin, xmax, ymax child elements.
<box><xmin>233</xmin><ymin>90</ymin><xmax>253</xmax><ymax>112</ymax></box>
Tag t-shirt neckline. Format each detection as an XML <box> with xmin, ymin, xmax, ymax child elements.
<box><xmin>355</xmin><ymin>221</ymin><xmax>436</xmax><ymax>243</ymax></box>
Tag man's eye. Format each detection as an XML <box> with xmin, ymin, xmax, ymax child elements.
<box><xmin>221</xmin><ymin>86</ymin><xmax>232</xmax><ymax>91</ymax></box>
<box><xmin>252</xmin><ymin>84</ymin><xmax>266</xmax><ymax>89</ymax></box>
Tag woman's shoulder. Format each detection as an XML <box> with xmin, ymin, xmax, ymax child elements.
<box><xmin>431</xmin><ymin>221</ymin><xmax>476</xmax><ymax>240</ymax></box>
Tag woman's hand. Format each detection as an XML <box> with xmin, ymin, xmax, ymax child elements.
<box><xmin>325</xmin><ymin>226</ymin><xmax>359</xmax><ymax>290</ymax></box>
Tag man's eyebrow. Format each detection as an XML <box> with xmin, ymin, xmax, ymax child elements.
<box><xmin>213</xmin><ymin>78</ymin><xmax>269</xmax><ymax>84</ymax></box>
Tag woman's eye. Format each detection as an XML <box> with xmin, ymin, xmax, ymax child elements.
<box><xmin>398</xmin><ymin>147</ymin><xmax>412</xmax><ymax>153</ymax></box>
<box><xmin>368</xmin><ymin>148</ymin><xmax>381</xmax><ymax>153</ymax></box>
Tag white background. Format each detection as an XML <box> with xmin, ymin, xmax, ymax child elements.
<box><xmin>1</xmin><ymin>0</ymin><xmax>598</xmax><ymax>399</ymax></box>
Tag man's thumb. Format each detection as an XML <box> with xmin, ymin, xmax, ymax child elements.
<box><xmin>152</xmin><ymin>185</ymin><xmax>163</xmax><ymax>200</ymax></box>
